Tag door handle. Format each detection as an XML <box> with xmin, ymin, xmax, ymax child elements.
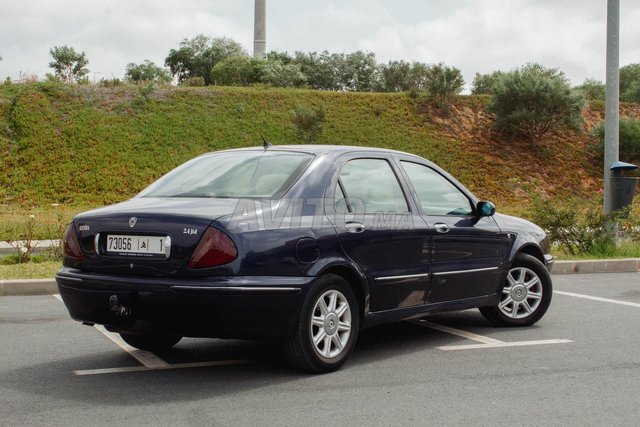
<box><xmin>345</xmin><ymin>222</ymin><xmax>366</xmax><ymax>233</ymax></box>
<box><xmin>434</xmin><ymin>223</ymin><xmax>449</xmax><ymax>233</ymax></box>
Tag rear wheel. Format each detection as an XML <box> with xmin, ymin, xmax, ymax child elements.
<box><xmin>480</xmin><ymin>253</ymin><xmax>552</xmax><ymax>326</ymax></box>
<box><xmin>283</xmin><ymin>274</ymin><xmax>359</xmax><ymax>373</ymax></box>
<box><xmin>119</xmin><ymin>332</ymin><xmax>182</xmax><ymax>352</ymax></box>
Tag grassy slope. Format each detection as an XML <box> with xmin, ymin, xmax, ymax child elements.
<box><xmin>0</xmin><ymin>82</ymin><xmax>636</xmax><ymax>241</ymax></box>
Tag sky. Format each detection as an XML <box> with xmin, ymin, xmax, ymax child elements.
<box><xmin>1</xmin><ymin>0</ymin><xmax>639</xmax><ymax>89</ymax></box>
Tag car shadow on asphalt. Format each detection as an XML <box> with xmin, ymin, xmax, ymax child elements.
<box><xmin>1</xmin><ymin>310</ymin><xmax>504</xmax><ymax>406</ymax></box>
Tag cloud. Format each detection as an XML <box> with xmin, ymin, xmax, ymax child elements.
<box><xmin>356</xmin><ymin>0</ymin><xmax>617</xmax><ymax>88</ymax></box>
<box><xmin>0</xmin><ymin>0</ymin><xmax>251</xmax><ymax>80</ymax></box>
<box><xmin>0</xmin><ymin>0</ymin><xmax>638</xmax><ymax>87</ymax></box>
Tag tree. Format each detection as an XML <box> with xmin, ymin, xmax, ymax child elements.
<box><xmin>376</xmin><ymin>61</ymin><xmax>431</xmax><ymax>92</ymax></box>
<box><xmin>210</xmin><ymin>55</ymin><xmax>262</xmax><ymax>86</ymax></box>
<box><xmin>620</xmin><ymin>64</ymin><xmax>640</xmax><ymax>102</ymax></box>
<box><xmin>342</xmin><ymin>51</ymin><xmax>378</xmax><ymax>92</ymax></box>
<box><xmin>471</xmin><ymin>71</ymin><xmax>506</xmax><ymax>95</ymax></box>
<box><xmin>48</xmin><ymin>45</ymin><xmax>89</xmax><ymax>83</ymax></box>
<box><xmin>378</xmin><ymin>60</ymin><xmax>412</xmax><ymax>92</ymax></box>
<box><xmin>488</xmin><ymin>63</ymin><xmax>584</xmax><ymax>143</ymax></box>
<box><xmin>261</xmin><ymin>60</ymin><xmax>307</xmax><ymax>88</ymax></box>
<box><xmin>573</xmin><ymin>78</ymin><xmax>605</xmax><ymax>101</ymax></box>
<box><xmin>594</xmin><ymin>118</ymin><xmax>640</xmax><ymax>162</ymax></box>
<box><xmin>408</xmin><ymin>62</ymin><xmax>430</xmax><ymax>92</ymax></box>
<box><xmin>124</xmin><ymin>60</ymin><xmax>172</xmax><ymax>84</ymax></box>
<box><xmin>292</xmin><ymin>51</ymin><xmax>340</xmax><ymax>90</ymax></box>
<box><xmin>164</xmin><ymin>35</ymin><xmax>245</xmax><ymax>85</ymax></box>
<box><xmin>266</xmin><ymin>51</ymin><xmax>293</xmax><ymax>65</ymax></box>
<box><xmin>424</xmin><ymin>63</ymin><xmax>464</xmax><ymax>98</ymax></box>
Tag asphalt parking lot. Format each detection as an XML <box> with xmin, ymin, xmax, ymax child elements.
<box><xmin>1</xmin><ymin>272</ymin><xmax>639</xmax><ymax>426</ymax></box>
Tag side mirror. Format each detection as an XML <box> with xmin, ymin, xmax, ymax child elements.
<box><xmin>477</xmin><ymin>201</ymin><xmax>496</xmax><ymax>218</ymax></box>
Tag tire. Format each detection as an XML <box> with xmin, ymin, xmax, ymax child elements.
<box><xmin>283</xmin><ymin>274</ymin><xmax>359</xmax><ymax>373</ymax></box>
<box><xmin>480</xmin><ymin>253</ymin><xmax>552</xmax><ymax>327</ymax></box>
<box><xmin>119</xmin><ymin>332</ymin><xmax>182</xmax><ymax>352</ymax></box>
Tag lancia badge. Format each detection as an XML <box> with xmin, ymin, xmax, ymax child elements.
<box><xmin>129</xmin><ymin>217</ymin><xmax>137</xmax><ymax>228</ymax></box>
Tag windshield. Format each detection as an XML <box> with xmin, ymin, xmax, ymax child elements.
<box><xmin>139</xmin><ymin>151</ymin><xmax>313</xmax><ymax>198</ymax></box>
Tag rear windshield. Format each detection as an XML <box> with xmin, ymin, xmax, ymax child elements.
<box><xmin>139</xmin><ymin>151</ymin><xmax>313</xmax><ymax>198</ymax></box>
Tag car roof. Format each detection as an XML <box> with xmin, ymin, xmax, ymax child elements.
<box><xmin>212</xmin><ymin>144</ymin><xmax>424</xmax><ymax>159</ymax></box>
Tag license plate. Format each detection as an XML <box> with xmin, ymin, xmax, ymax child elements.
<box><xmin>105</xmin><ymin>234</ymin><xmax>169</xmax><ymax>257</ymax></box>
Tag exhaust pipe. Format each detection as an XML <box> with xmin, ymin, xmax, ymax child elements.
<box><xmin>109</xmin><ymin>295</ymin><xmax>131</xmax><ymax>317</ymax></box>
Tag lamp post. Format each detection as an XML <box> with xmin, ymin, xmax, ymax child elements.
<box><xmin>254</xmin><ymin>0</ymin><xmax>266</xmax><ymax>58</ymax></box>
<box><xmin>603</xmin><ymin>0</ymin><xmax>620</xmax><ymax>214</ymax></box>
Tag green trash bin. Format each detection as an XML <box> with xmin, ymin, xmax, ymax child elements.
<box><xmin>610</xmin><ymin>161</ymin><xmax>639</xmax><ymax>212</ymax></box>
<box><xmin>610</xmin><ymin>176</ymin><xmax>639</xmax><ymax>211</ymax></box>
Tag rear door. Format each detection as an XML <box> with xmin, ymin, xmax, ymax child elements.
<box><xmin>328</xmin><ymin>155</ymin><xmax>431</xmax><ymax>312</ymax></box>
<box><xmin>399</xmin><ymin>160</ymin><xmax>504</xmax><ymax>303</ymax></box>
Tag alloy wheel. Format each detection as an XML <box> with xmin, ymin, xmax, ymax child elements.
<box><xmin>499</xmin><ymin>267</ymin><xmax>543</xmax><ymax>319</ymax></box>
<box><xmin>310</xmin><ymin>289</ymin><xmax>352</xmax><ymax>359</ymax></box>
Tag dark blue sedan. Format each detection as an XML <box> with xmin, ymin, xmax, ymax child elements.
<box><xmin>57</xmin><ymin>145</ymin><xmax>554</xmax><ymax>373</ymax></box>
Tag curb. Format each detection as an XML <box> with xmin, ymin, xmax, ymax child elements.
<box><xmin>0</xmin><ymin>240</ymin><xmax>61</xmax><ymax>257</ymax></box>
<box><xmin>0</xmin><ymin>279</ymin><xmax>58</xmax><ymax>296</ymax></box>
<box><xmin>552</xmin><ymin>258</ymin><xmax>640</xmax><ymax>275</ymax></box>
<box><xmin>1</xmin><ymin>259</ymin><xmax>639</xmax><ymax>297</ymax></box>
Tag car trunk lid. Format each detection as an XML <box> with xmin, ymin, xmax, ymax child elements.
<box><xmin>73</xmin><ymin>197</ymin><xmax>240</xmax><ymax>277</ymax></box>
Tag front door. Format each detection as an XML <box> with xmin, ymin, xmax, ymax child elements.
<box><xmin>399</xmin><ymin>161</ymin><xmax>504</xmax><ymax>303</ymax></box>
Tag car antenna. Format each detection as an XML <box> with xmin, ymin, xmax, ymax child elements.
<box><xmin>261</xmin><ymin>134</ymin><xmax>272</xmax><ymax>150</ymax></box>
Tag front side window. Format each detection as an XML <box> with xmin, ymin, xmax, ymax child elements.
<box><xmin>336</xmin><ymin>158</ymin><xmax>408</xmax><ymax>213</ymax></box>
<box><xmin>139</xmin><ymin>151</ymin><xmax>313</xmax><ymax>199</ymax></box>
<box><xmin>401</xmin><ymin>161</ymin><xmax>472</xmax><ymax>216</ymax></box>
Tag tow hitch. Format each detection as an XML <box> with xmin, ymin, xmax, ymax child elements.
<box><xmin>109</xmin><ymin>295</ymin><xmax>131</xmax><ymax>317</ymax></box>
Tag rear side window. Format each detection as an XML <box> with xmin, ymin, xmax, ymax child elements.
<box><xmin>401</xmin><ymin>161</ymin><xmax>472</xmax><ymax>216</ymax></box>
<box><xmin>336</xmin><ymin>159</ymin><xmax>408</xmax><ymax>213</ymax></box>
<box><xmin>139</xmin><ymin>151</ymin><xmax>313</xmax><ymax>198</ymax></box>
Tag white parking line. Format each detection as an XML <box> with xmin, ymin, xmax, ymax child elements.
<box><xmin>415</xmin><ymin>319</ymin><xmax>572</xmax><ymax>351</ymax></box>
<box><xmin>437</xmin><ymin>339</ymin><xmax>573</xmax><ymax>351</ymax></box>
<box><xmin>417</xmin><ymin>320</ymin><xmax>504</xmax><ymax>344</ymax></box>
<box><xmin>93</xmin><ymin>325</ymin><xmax>170</xmax><ymax>368</ymax></box>
<box><xmin>555</xmin><ymin>290</ymin><xmax>640</xmax><ymax>308</ymax></box>
<box><xmin>52</xmin><ymin>294</ymin><xmax>252</xmax><ymax>373</ymax></box>
<box><xmin>74</xmin><ymin>359</ymin><xmax>254</xmax><ymax>376</ymax></box>
<box><xmin>52</xmin><ymin>295</ymin><xmax>170</xmax><ymax>368</ymax></box>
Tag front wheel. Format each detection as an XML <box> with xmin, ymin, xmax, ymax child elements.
<box><xmin>480</xmin><ymin>254</ymin><xmax>552</xmax><ymax>326</ymax></box>
<box><xmin>283</xmin><ymin>274</ymin><xmax>359</xmax><ymax>373</ymax></box>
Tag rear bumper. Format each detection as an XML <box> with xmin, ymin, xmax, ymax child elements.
<box><xmin>56</xmin><ymin>267</ymin><xmax>312</xmax><ymax>339</ymax></box>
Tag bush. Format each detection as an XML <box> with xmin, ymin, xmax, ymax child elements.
<box><xmin>622</xmin><ymin>81</ymin><xmax>640</xmax><ymax>104</ymax></box>
<box><xmin>99</xmin><ymin>78</ymin><xmax>122</xmax><ymax>87</ymax></box>
<box><xmin>573</xmin><ymin>78</ymin><xmax>605</xmax><ymax>101</ymax></box>
<box><xmin>620</xmin><ymin>64</ymin><xmax>640</xmax><ymax>103</ymax></box>
<box><xmin>181</xmin><ymin>76</ymin><xmax>206</xmax><ymax>87</ymax></box>
<box><xmin>165</xmin><ymin>35</ymin><xmax>245</xmax><ymax>85</ymax></box>
<box><xmin>210</xmin><ymin>55</ymin><xmax>262</xmax><ymax>86</ymax></box>
<box><xmin>593</xmin><ymin>118</ymin><xmax>640</xmax><ymax>162</ymax></box>
<box><xmin>471</xmin><ymin>71</ymin><xmax>505</xmax><ymax>95</ymax></box>
<box><xmin>125</xmin><ymin>60</ymin><xmax>172</xmax><ymax>84</ymax></box>
<box><xmin>528</xmin><ymin>196</ymin><xmax>639</xmax><ymax>257</ymax></box>
<box><xmin>488</xmin><ymin>63</ymin><xmax>584</xmax><ymax>143</ymax></box>
<box><xmin>291</xmin><ymin>103</ymin><xmax>326</xmax><ymax>143</ymax></box>
<box><xmin>424</xmin><ymin>63</ymin><xmax>464</xmax><ymax>99</ymax></box>
<box><xmin>261</xmin><ymin>60</ymin><xmax>307</xmax><ymax>88</ymax></box>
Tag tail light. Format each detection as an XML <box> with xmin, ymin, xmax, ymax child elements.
<box><xmin>63</xmin><ymin>223</ymin><xmax>84</xmax><ymax>261</ymax></box>
<box><xmin>188</xmin><ymin>227</ymin><xmax>237</xmax><ymax>269</ymax></box>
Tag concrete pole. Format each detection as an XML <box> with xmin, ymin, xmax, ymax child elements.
<box><xmin>254</xmin><ymin>0</ymin><xmax>266</xmax><ymax>58</ymax></box>
<box><xmin>603</xmin><ymin>0</ymin><xmax>620</xmax><ymax>214</ymax></box>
